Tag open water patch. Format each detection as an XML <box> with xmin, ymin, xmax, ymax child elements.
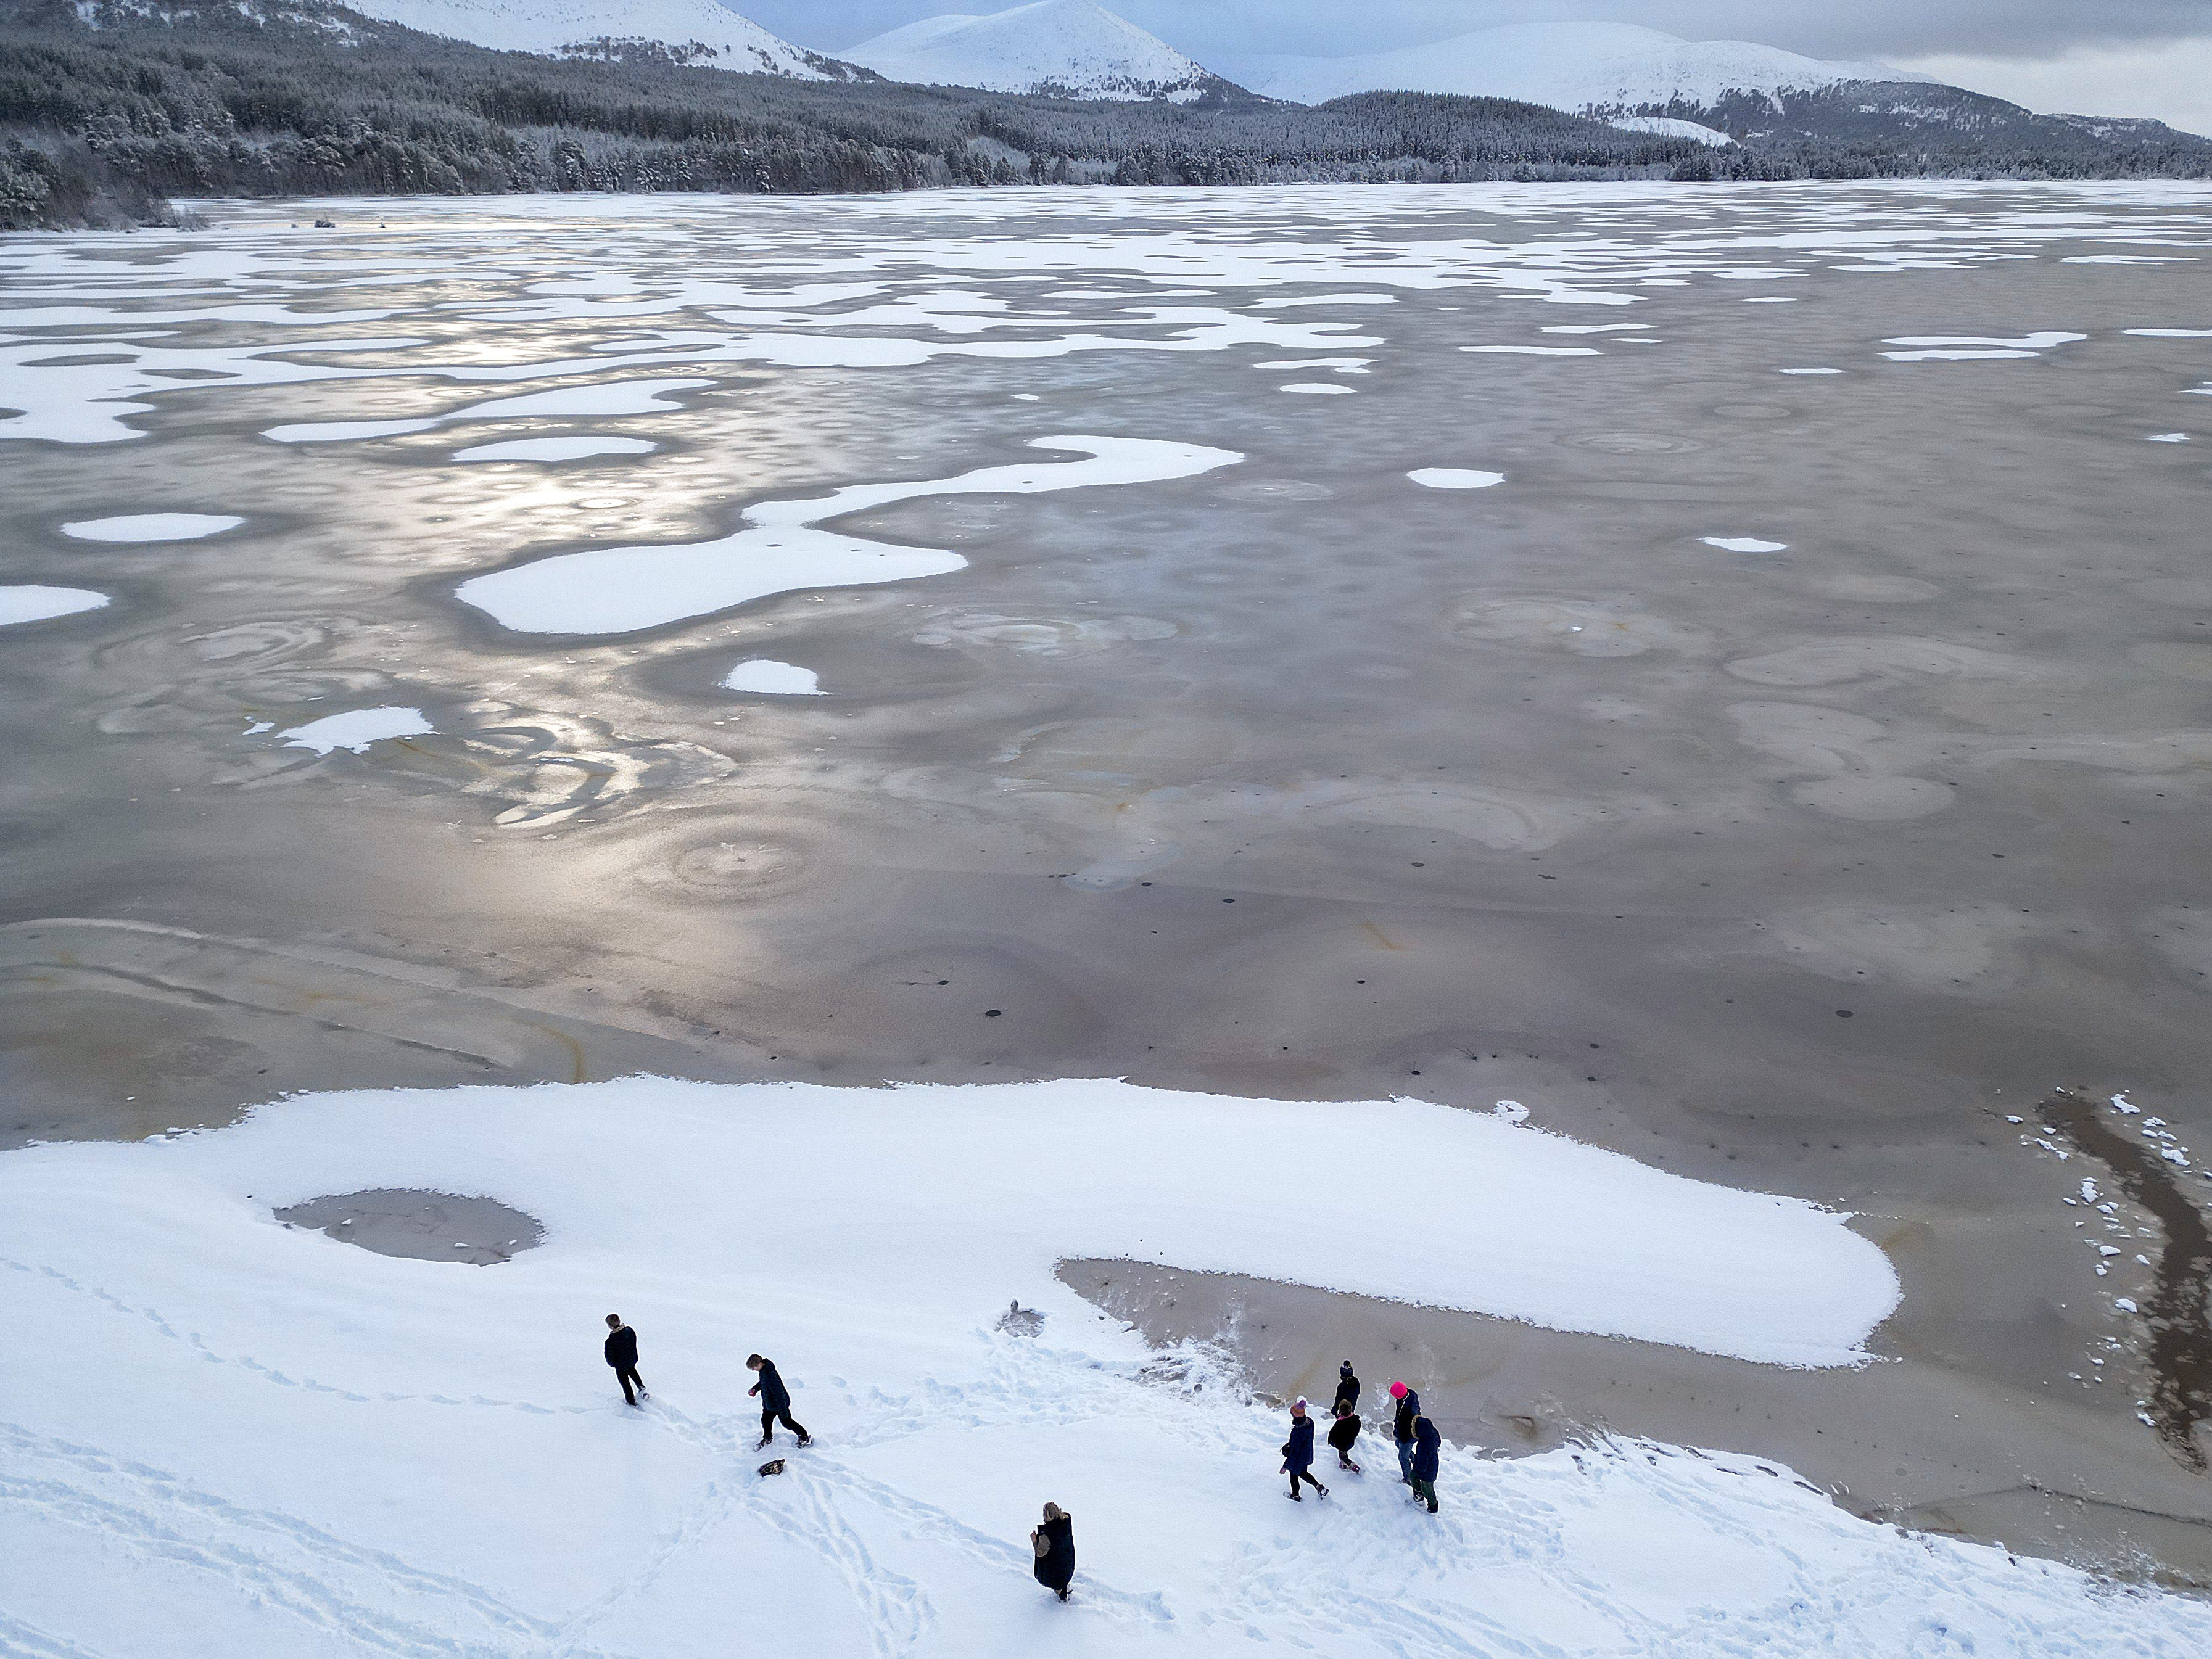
<box><xmin>275</xmin><ymin>1188</ymin><xmax>544</xmax><ymax>1266</ymax></box>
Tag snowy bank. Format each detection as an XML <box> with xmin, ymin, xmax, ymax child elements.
<box><xmin>4</xmin><ymin>1077</ymin><xmax>2202</xmax><ymax>1657</ymax></box>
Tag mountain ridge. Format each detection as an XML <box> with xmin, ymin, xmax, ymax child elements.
<box><xmin>843</xmin><ymin>1</ymin><xmax>1244</xmax><ymax>104</ymax></box>
<box><xmin>1216</xmin><ymin>21</ymin><xmax>1927</xmax><ymax>113</ymax></box>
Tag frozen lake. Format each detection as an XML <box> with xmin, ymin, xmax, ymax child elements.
<box><xmin>5</xmin><ymin>181</ymin><xmax>2212</xmax><ymax>1625</ymax></box>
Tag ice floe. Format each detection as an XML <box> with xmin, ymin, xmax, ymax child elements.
<box><xmin>452</xmin><ymin>435</ymin><xmax>659</xmax><ymax>462</ymax></box>
<box><xmin>1780</xmin><ymin>367</ymin><xmax>1843</xmax><ymax>375</ymax></box>
<box><xmin>59</xmin><ymin>512</ymin><xmax>242</xmax><ymax>543</ymax></box>
<box><xmin>1408</xmin><ymin>468</ymin><xmax>1505</xmax><ymax>489</ymax></box>
<box><xmin>722</xmin><ymin>659</ymin><xmax>825</xmax><ymax>695</ymax></box>
<box><xmin>4</xmin><ymin>1077</ymin><xmax>2202</xmax><ymax>1658</ymax></box>
<box><xmin>278</xmin><ymin>706</ymin><xmax>435</xmax><ymax>755</ymax></box>
<box><xmin>1459</xmin><ymin>344</ymin><xmax>1601</xmax><ymax>355</ymax></box>
<box><xmin>457</xmin><ymin>435</ymin><xmax>1240</xmax><ymax>636</ymax></box>
<box><xmin>1277</xmin><ymin>381</ymin><xmax>1355</xmax><ymax>393</ymax></box>
<box><xmin>1704</xmin><ymin>537</ymin><xmax>1789</xmax><ymax>553</ymax></box>
<box><xmin>0</xmin><ymin>585</ymin><xmax>109</xmax><ymax>625</ymax></box>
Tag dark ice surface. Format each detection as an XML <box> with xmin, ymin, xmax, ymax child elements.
<box><xmin>276</xmin><ymin>1188</ymin><xmax>543</xmax><ymax>1266</ymax></box>
<box><xmin>4</xmin><ymin>182</ymin><xmax>2211</xmax><ymax>1575</ymax></box>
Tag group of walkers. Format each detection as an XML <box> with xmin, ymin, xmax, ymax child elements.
<box><xmin>1277</xmin><ymin>1361</ymin><xmax>1442</xmax><ymax>1514</ymax></box>
<box><xmin>600</xmin><ymin>1315</ymin><xmax>812</xmax><ymax>1449</ymax></box>
<box><xmin>600</xmin><ymin>1319</ymin><xmax>1437</xmax><ymax>1612</ymax></box>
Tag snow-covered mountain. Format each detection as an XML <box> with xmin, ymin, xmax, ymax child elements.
<box><xmin>337</xmin><ymin>0</ymin><xmax>867</xmax><ymax>77</ymax></box>
<box><xmin>843</xmin><ymin>0</ymin><xmax>1238</xmax><ymax>102</ymax></box>
<box><xmin>1215</xmin><ymin>21</ymin><xmax>1928</xmax><ymax>113</ymax></box>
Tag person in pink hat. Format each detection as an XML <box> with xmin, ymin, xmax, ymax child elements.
<box><xmin>1389</xmin><ymin>1381</ymin><xmax>1421</xmax><ymax>1484</ymax></box>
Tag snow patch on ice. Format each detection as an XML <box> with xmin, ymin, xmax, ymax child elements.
<box><xmin>457</xmin><ymin>434</ymin><xmax>1240</xmax><ymax>636</ymax></box>
<box><xmin>0</xmin><ymin>585</ymin><xmax>109</xmax><ymax>625</ymax></box>
<box><xmin>2147</xmin><ymin>432</ymin><xmax>2189</xmax><ymax>442</ymax></box>
<box><xmin>722</xmin><ymin>659</ymin><xmax>824</xmax><ymax>696</ymax></box>
<box><xmin>1408</xmin><ymin>468</ymin><xmax>1506</xmax><ymax>490</ymax></box>
<box><xmin>1704</xmin><ymin>537</ymin><xmax>1789</xmax><ymax>553</ymax></box>
<box><xmin>1277</xmin><ymin>381</ymin><xmax>1356</xmax><ymax>393</ymax></box>
<box><xmin>452</xmin><ymin>435</ymin><xmax>659</xmax><ymax>462</ymax></box>
<box><xmin>60</xmin><ymin>512</ymin><xmax>242</xmax><ymax>543</ymax></box>
<box><xmin>1461</xmin><ymin>344</ymin><xmax>1602</xmax><ymax>356</ymax></box>
<box><xmin>279</xmin><ymin>706</ymin><xmax>434</xmax><ymax>754</ymax></box>
<box><xmin>265</xmin><ymin>377</ymin><xmax>711</xmax><ymax>445</ymax></box>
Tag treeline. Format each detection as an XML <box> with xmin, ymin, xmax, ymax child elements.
<box><xmin>1638</xmin><ymin>81</ymin><xmax>2212</xmax><ymax>181</ymax></box>
<box><xmin>0</xmin><ymin>0</ymin><xmax>1711</xmax><ymax>226</ymax></box>
<box><xmin>2</xmin><ymin>0</ymin><xmax>2207</xmax><ymax>229</ymax></box>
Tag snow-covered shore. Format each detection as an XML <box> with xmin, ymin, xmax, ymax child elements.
<box><xmin>4</xmin><ymin>1077</ymin><xmax>2204</xmax><ymax>1655</ymax></box>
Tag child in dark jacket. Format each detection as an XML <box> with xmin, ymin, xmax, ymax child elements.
<box><xmin>1280</xmin><ymin>1399</ymin><xmax>1328</xmax><ymax>1501</ymax></box>
<box><xmin>1410</xmin><ymin>1415</ymin><xmax>1442</xmax><ymax>1513</ymax></box>
<box><xmin>1327</xmin><ymin>1400</ymin><xmax>1362</xmax><ymax>1472</ymax></box>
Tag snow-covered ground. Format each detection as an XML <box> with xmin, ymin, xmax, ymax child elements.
<box><xmin>2</xmin><ymin>1077</ymin><xmax>2204</xmax><ymax>1656</ymax></box>
<box><xmin>843</xmin><ymin>0</ymin><xmax>1224</xmax><ymax>101</ymax></box>
<box><xmin>1217</xmin><ymin>21</ymin><xmax>1925</xmax><ymax>113</ymax></box>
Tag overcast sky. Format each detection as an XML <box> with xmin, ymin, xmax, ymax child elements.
<box><xmin>738</xmin><ymin>1</ymin><xmax>2212</xmax><ymax>134</ymax></box>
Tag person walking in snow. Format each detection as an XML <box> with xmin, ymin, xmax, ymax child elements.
<box><xmin>1409</xmin><ymin>1414</ymin><xmax>1442</xmax><ymax>1514</ymax></box>
<box><xmin>1031</xmin><ymin>1501</ymin><xmax>1076</xmax><ymax>1601</ymax></box>
<box><xmin>1327</xmin><ymin>1399</ymin><xmax>1363</xmax><ymax>1473</ymax></box>
<box><xmin>603</xmin><ymin>1314</ymin><xmax>648</xmax><ymax>1407</ymax></box>
<box><xmin>1280</xmin><ymin>1398</ymin><xmax>1327</xmax><ymax>1501</ymax></box>
<box><xmin>747</xmin><ymin>1354</ymin><xmax>812</xmax><ymax>1449</ymax></box>
<box><xmin>1390</xmin><ymin>1381</ymin><xmax>1421</xmax><ymax>1484</ymax></box>
<box><xmin>1333</xmin><ymin>1360</ymin><xmax>1360</xmax><ymax>1416</ymax></box>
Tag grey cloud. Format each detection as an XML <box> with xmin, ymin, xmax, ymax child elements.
<box><xmin>753</xmin><ymin>1</ymin><xmax>2212</xmax><ymax>65</ymax></box>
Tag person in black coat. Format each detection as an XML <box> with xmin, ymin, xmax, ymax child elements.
<box><xmin>1410</xmin><ymin>1415</ymin><xmax>1442</xmax><ymax>1514</ymax></box>
<box><xmin>747</xmin><ymin>1354</ymin><xmax>812</xmax><ymax>1449</ymax></box>
<box><xmin>603</xmin><ymin>1314</ymin><xmax>647</xmax><ymax>1406</ymax></box>
<box><xmin>1279</xmin><ymin>1398</ymin><xmax>1327</xmax><ymax>1501</ymax></box>
<box><xmin>1031</xmin><ymin>1502</ymin><xmax>1075</xmax><ymax>1600</ymax></box>
<box><xmin>1333</xmin><ymin>1361</ymin><xmax>1360</xmax><ymax>1416</ymax></box>
<box><xmin>1327</xmin><ymin>1399</ymin><xmax>1363</xmax><ymax>1472</ymax></box>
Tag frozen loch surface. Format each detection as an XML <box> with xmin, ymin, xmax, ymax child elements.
<box><xmin>9</xmin><ymin>182</ymin><xmax>2212</xmax><ymax>1628</ymax></box>
<box><xmin>7</xmin><ymin>1077</ymin><xmax>2206</xmax><ymax>1658</ymax></box>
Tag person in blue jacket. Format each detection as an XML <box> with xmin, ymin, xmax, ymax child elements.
<box><xmin>1280</xmin><ymin>1398</ymin><xmax>1327</xmax><ymax>1501</ymax></box>
<box><xmin>1410</xmin><ymin>1414</ymin><xmax>1442</xmax><ymax>1514</ymax></box>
